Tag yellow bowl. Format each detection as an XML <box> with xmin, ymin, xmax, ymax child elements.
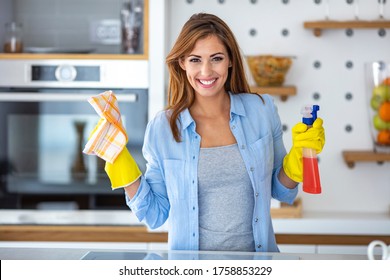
<box><xmin>247</xmin><ymin>55</ymin><xmax>292</xmax><ymax>87</ymax></box>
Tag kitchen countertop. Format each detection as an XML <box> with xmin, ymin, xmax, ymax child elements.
<box><xmin>0</xmin><ymin>247</ymin><xmax>369</xmax><ymax>260</ymax></box>
<box><xmin>0</xmin><ymin>210</ymin><xmax>389</xmax><ymax>246</ymax></box>
<box><xmin>0</xmin><ymin>209</ymin><xmax>389</xmax><ymax>235</ymax></box>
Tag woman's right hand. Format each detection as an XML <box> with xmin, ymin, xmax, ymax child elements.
<box><xmin>105</xmin><ymin>146</ymin><xmax>142</xmax><ymax>190</ymax></box>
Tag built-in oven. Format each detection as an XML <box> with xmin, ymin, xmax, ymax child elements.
<box><xmin>0</xmin><ymin>59</ymin><xmax>148</xmax><ymax>210</ymax></box>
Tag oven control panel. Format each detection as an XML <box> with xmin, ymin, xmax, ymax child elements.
<box><xmin>31</xmin><ymin>65</ymin><xmax>100</xmax><ymax>82</ymax></box>
<box><xmin>0</xmin><ymin>59</ymin><xmax>148</xmax><ymax>89</ymax></box>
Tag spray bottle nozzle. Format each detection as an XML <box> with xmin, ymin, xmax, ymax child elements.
<box><xmin>301</xmin><ymin>105</ymin><xmax>320</xmax><ymax>125</ymax></box>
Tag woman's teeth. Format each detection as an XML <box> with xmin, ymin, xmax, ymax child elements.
<box><xmin>199</xmin><ymin>79</ymin><xmax>216</xmax><ymax>85</ymax></box>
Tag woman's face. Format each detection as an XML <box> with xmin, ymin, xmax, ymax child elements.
<box><xmin>179</xmin><ymin>35</ymin><xmax>231</xmax><ymax>99</ymax></box>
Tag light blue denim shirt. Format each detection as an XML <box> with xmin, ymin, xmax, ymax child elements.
<box><xmin>126</xmin><ymin>92</ymin><xmax>298</xmax><ymax>252</ymax></box>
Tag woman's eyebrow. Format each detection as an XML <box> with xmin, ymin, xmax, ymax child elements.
<box><xmin>210</xmin><ymin>52</ymin><xmax>225</xmax><ymax>57</ymax></box>
<box><xmin>188</xmin><ymin>52</ymin><xmax>225</xmax><ymax>57</ymax></box>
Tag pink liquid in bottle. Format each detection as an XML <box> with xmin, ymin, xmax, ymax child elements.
<box><xmin>302</xmin><ymin>148</ymin><xmax>322</xmax><ymax>194</ymax></box>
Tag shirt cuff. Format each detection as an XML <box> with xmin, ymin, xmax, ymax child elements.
<box><xmin>272</xmin><ymin>166</ymin><xmax>298</xmax><ymax>204</ymax></box>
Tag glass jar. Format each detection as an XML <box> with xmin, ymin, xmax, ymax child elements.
<box><xmin>365</xmin><ymin>61</ymin><xmax>390</xmax><ymax>153</ymax></box>
<box><xmin>3</xmin><ymin>22</ymin><xmax>23</xmax><ymax>53</ymax></box>
<box><xmin>120</xmin><ymin>1</ymin><xmax>142</xmax><ymax>54</ymax></box>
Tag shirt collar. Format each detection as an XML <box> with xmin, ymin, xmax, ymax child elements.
<box><xmin>180</xmin><ymin>108</ymin><xmax>194</xmax><ymax>131</ymax></box>
<box><xmin>229</xmin><ymin>92</ymin><xmax>246</xmax><ymax>118</ymax></box>
<box><xmin>179</xmin><ymin>92</ymin><xmax>247</xmax><ymax>131</ymax></box>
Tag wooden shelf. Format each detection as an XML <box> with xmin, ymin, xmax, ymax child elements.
<box><xmin>250</xmin><ymin>85</ymin><xmax>296</xmax><ymax>101</ymax></box>
<box><xmin>304</xmin><ymin>20</ymin><xmax>390</xmax><ymax>37</ymax></box>
<box><xmin>342</xmin><ymin>150</ymin><xmax>390</xmax><ymax>168</ymax></box>
<box><xmin>271</xmin><ymin>198</ymin><xmax>302</xmax><ymax>219</ymax></box>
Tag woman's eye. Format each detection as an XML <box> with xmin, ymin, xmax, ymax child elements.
<box><xmin>212</xmin><ymin>56</ymin><xmax>224</xmax><ymax>62</ymax></box>
<box><xmin>189</xmin><ymin>58</ymin><xmax>201</xmax><ymax>63</ymax></box>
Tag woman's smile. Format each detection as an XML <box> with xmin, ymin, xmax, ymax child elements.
<box><xmin>198</xmin><ymin>78</ymin><xmax>217</xmax><ymax>87</ymax></box>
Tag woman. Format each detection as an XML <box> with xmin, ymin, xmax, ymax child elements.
<box><xmin>104</xmin><ymin>13</ymin><xmax>325</xmax><ymax>252</ymax></box>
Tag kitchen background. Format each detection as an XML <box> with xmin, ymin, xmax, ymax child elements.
<box><xmin>0</xmin><ymin>0</ymin><xmax>389</xmax><ymax>216</ymax></box>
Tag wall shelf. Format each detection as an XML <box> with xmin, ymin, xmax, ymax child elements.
<box><xmin>304</xmin><ymin>20</ymin><xmax>390</xmax><ymax>37</ymax></box>
<box><xmin>250</xmin><ymin>85</ymin><xmax>296</xmax><ymax>101</ymax></box>
<box><xmin>342</xmin><ymin>150</ymin><xmax>390</xmax><ymax>168</ymax></box>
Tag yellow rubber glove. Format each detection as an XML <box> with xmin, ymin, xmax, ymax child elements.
<box><xmin>283</xmin><ymin>118</ymin><xmax>325</xmax><ymax>182</ymax></box>
<box><xmin>105</xmin><ymin>147</ymin><xmax>142</xmax><ymax>190</ymax></box>
<box><xmin>88</xmin><ymin>119</ymin><xmax>142</xmax><ymax>190</ymax></box>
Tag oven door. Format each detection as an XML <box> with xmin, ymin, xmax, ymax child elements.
<box><xmin>0</xmin><ymin>88</ymin><xmax>147</xmax><ymax>209</ymax></box>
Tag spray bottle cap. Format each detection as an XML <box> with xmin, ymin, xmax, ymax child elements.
<box><xmin>301</xmin><ymin>105</ymin><xmax>320</xmax><ymax>125</ymax></box>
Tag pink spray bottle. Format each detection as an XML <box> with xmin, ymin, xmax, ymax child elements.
<box><xmin>301</xmin><ymin>105</ymin><xmax>322</xmax><ymax>194</ymax></box>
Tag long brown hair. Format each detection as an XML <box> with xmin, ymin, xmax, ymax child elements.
<box><xmin>166</xmin><ymin>13</ymin><xmax>261</xmax><ymax>142</ymax></box>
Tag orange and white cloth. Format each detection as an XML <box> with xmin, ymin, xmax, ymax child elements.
<box><xmin>83</xmin><ymin>90</ymin><xmax>127</xmax><ymax>164</ymax></box>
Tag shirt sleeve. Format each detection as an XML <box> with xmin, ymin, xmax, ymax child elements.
<box><xmin>265</xmin><ymin>95</ymin><xmax>298</xmax><ymax>204</ymax></box>
<box><xmin>126</xmin><ymin>115</ymin><xmax>170</xmax><ymax>229</ymax></box>
<box><xmin>271</xmin><ymin>166</ymin><xmax>298</xmax><ymax>204</ymax></box>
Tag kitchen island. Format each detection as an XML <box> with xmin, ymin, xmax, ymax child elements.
<box><xmin>0</xmin><ymin>247</ymin><xmax>369</xmax><ymax>260</ymax></box>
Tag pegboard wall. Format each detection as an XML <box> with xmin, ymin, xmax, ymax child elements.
<box><xmin>166</xmin><ymin>0</ymin><xmax>390</xmax><ymax>213</ymax></box>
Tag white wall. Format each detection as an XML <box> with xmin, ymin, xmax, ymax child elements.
<box><xmin>148</xmin><ymin>0</ymin><xmax>168</xmax><ymax>119</ymax></box>
<box><xmin>163</xmin><ymin>0</ymin><xmax>390</xmax><ymax>213</ymax></box>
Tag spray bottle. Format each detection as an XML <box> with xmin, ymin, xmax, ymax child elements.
<box><xmin>301</xmin><ymin>105</ymin><xmax>322</xmax><ymax>194</ymax></box>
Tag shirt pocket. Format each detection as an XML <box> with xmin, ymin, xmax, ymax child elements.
<box><xmin>249</xmin><ymin>133</ymin><xmax>273</xmax><ymax>180</ymax></box>
<box><xmin>163</xmin><ymin>159</ymin><xmax>186</xmax><ymax>200</ymax></box>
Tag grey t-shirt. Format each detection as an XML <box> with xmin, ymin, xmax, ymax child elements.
<box><xmin>198</xmin><ymin>143</ymin><xmax>255</xmax><ymax>251</ymax></box>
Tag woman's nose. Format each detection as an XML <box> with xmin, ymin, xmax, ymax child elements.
<box><xmin>200</xmin><ymin>61</ymin><xmax>213</xmax><ymax>76</ymax></box>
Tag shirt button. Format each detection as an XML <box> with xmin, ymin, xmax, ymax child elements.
<box><xmin>192</xmin><ymin>180</ymin><xmax>195</xmax><ymax>184</ymax></box>
<box><xmin>241</xmin><ymin>144</ymin><xmax>246</xmax><ymax>150</ymax></box>
<box><xmin>255</xmin><ymin>193</ymin><xmax>259</xmax><ymax>197</ymax></box>
<box><xmin>193</xmin><ymin>233</ymin><xmax>195</xmax><ymax>237</ymax></box>
<box><xmin>192</xmin><ymin>155</ymin><xmax>195</xmax><ymax>159</ymax></box>
<box><xmin>255</xmin><ymin>218</ymin><xmax>258</xmax><ymax>222</ymax></box>
<box><xmin>231</xmin><ymin>125</ymin><xmax>236</xmax><ymax>129</ymax></box>
<box><xmin>193</xmin><ymin>206</ymin><xmax>195</xmax><ymax>210</ymax></box>
<box><xmin>250</xmin><ymin>167</ymin><xmax>254</xmax><ymax>172</ymax></box>
<box><xmin>257</xmin><ymin>244</ymin><xmax>262</xmax><ymax>248</ymax></box>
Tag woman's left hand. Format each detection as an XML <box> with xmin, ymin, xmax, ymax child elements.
<box><xmin>283</xmin><ymin>118</ymin><xmax>325</xmax><ymax>182</ymax></box>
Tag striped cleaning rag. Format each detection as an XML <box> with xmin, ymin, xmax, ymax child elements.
<box><xmin>83</xmin><ymin>90</ymin><xmax>127</xmax><ymax>164</ymax></box>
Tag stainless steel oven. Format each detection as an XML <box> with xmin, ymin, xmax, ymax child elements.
<box><xmin>0</xmin><ymin>59</ymin><xmax>148</xmax><ymax>210</ymax></box>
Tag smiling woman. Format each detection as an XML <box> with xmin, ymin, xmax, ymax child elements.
<box><xmin>92</xmin><ymin>12</ymin><xmax>325</xmax><ymax>253</ymax></box>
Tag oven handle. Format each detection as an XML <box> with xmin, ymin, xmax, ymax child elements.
<box><xmin>0</xmin><ymin>92</ymin><xmax>137</xmax><ymax>102</ymax></box>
